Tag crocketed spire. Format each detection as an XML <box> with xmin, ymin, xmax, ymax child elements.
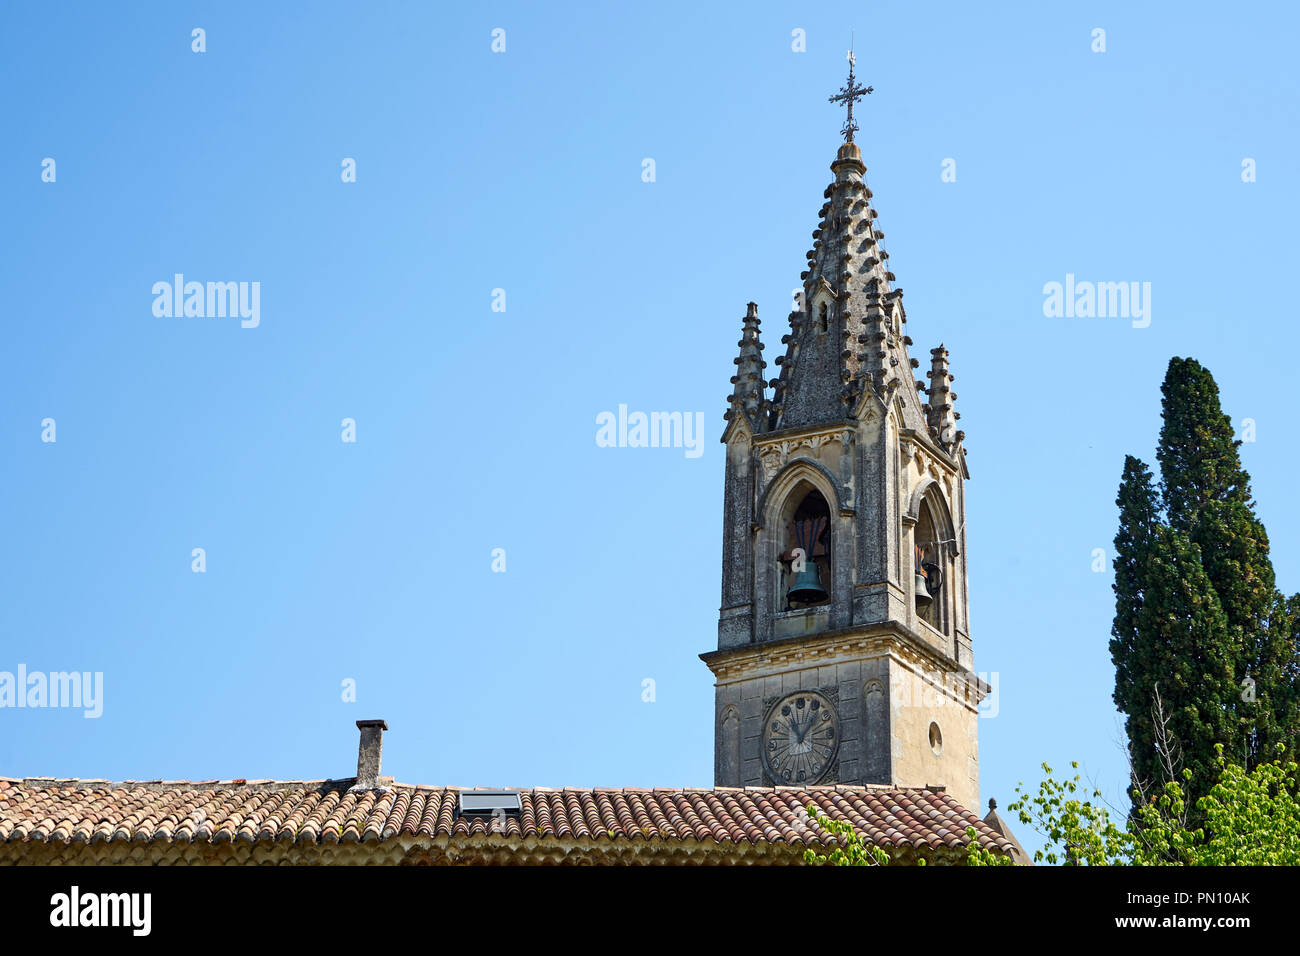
<box><xmin>723</xmin><ymin>302</ymin><xmax>768</xmax><ymax>435</ymax></box>
<box><xmin>768</xmin><ymin>138</ymin><xmax>928</xmax><ymax>435</ymax></box>
<box><xmin>925</xmin><ymin>345</ymin><xmax>962</xmax><ymax>451</ymax></box>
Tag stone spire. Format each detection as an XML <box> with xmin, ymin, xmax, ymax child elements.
<box><xmin>769</xmin><ymin>133</ymin><xmax>929</xmax><ymax>435</ymax></box>
<box><xmin>723</xmin><ymin>302</ymin><xmax>768</xmax><ymax>434</ymax></box>
<box><xmin>924</xmin><ymin>345</ymin><xmax>962</xmax><ymax>450</ymax></box>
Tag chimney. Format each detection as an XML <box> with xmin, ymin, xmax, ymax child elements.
<box><xmin>352</xmin><ymin>719</ymin><xmax>388</xmax><ymax>790</ymax></box>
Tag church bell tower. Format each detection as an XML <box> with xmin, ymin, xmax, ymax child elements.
<box><xmin>701</xmin><ymin>55</ymin><xmax>985</xmax><ymax>810</ymax></box>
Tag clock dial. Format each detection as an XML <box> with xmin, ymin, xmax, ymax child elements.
<box><xmin>762</xmin><ymin>691</ymin><xmax>839</xmax><ymax>784</ymax></box>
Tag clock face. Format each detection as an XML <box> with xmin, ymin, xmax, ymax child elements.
<box><xmin>762</xmin><ymin>691</ymin><xmax>839</xmax><ymax>784</ymax></box>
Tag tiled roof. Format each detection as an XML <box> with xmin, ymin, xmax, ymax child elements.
<box><xmin>0</xmin><ymin>777</ymin><xmax>1013</xmax><ymax>857</ymax></box>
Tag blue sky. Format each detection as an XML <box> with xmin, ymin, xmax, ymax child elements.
<box><xmin>3</xmin><ymin>2</ymin><xmax>1298</xmax><ymax>857</ymax></box>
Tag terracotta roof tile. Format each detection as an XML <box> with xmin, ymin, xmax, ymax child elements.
<box><xmin>0</xmin><ymin>777</ymin><xmax>1015</xmax><ymax>858</ymax></box>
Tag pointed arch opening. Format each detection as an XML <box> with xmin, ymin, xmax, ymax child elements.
<box><xmin>912</xmin><ymin>486</ymin><xmax>955</xmax><ymax>637</ymax></box>
<box><xmin>779</xmin><ymin>484</ymin><xmax>832</xmax><ymax>610</ymax></box>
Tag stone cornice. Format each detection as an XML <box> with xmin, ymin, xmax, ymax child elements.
<box><xmin>701</xmin><ymin>620</ymin><xmax>903</xmax><ymax>669</ymax></box>
<box><xmin>699</xmin><ymin>621</ymin><xmax>987</xmax><ymax>702</ymax></box>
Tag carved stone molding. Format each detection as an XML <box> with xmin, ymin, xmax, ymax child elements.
<box><xmin>756</xmin><ymin>428</ymin><xmax>855</xmax><ymax>483</ymax></box>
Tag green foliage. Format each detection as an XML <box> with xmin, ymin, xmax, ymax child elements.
<box><xmin>964</xmin><ymin>827</ymin><xmax>1015</xmax><ymax>867</ymax></box>
<box><xmin>801</xmin><ymin>804</ymin><xmax>892</xmax><ymax>866</ymax></box>
<box><xmin>1190</xmin><ymin>745</ymin><xmax>1300</xmax><ymax>865</ymax></box>
<box><xmin>1111</xmin><ymin>459</ymin><xmax>1237</xmax><ymax>815</ymax></box>
<box><xmin>1158</xmin><ymin>359</ymin><xmax>1296</xmax><ymax>770</ymax></box>
<box><xmin>993</xmin><ymin>762</ymin><xmax>1130</xmax><ymax>865</ymax></box>
<box><xmin>1111</xmin><ymin>357</ymin><xmax>1300</xmax><ymax>817</ymax></box>
<box><xmin>991</xmin><ymin>748</ymin><xmax>1300</xmax><ymax>866</ymax></box>
<box><xmin>1111</xmin><ymin>456</ymin><xmax>1158</xmax><ymax>688</ymax></box>
<box><xmin>1156</xmin><ymin>357</ymin><xmax>1252</xmax><ymax>533</ymax></box>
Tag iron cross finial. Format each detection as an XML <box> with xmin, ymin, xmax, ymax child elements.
<box><xmin>829</xmin><ymin>43</ymin><xmax>872</xmax><ymax>144</ymax></box>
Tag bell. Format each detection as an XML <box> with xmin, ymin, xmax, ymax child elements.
<box><xmin>787</xmin><ymin>564</ymin><xmax>829</xmax><ymax>604</ymax></box>
<box><xmin>914</xmin><ymin>571</ymin><xmax>933</xmax><ymax>607</ymax></box>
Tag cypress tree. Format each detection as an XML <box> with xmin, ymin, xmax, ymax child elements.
<box><xmin>1109</xmin><ymin>456</ymin><xmax>1162</xmax><ymax>792</ymax></box>
<box><xmin>1112</xmin><ymin>357</ymin><xmax>1300</xmax><ymax>817</ymax></box>
<box><xmin>1156</xmin><ymin>357</ymin><xmax>1298</xmax><ymax>767</ymax></box>
<box><xmin>1134</xmin><ymin>525</ymin><xmax>1237</xmax><ymax>800</ymax></box>
<box><xmin>1110</xmin><ymin>456</ymin><xmax>1158</xmax><ymax>730</ymax></box>
<box><xmin>1158</xmin><ymin>358</ymin><xmax>1275</xmax><ymax>634</ymax></box>
<box><xmin>1111</xmin><ymin>458</ymin><xmax>1236</xmax><ymax>806</ymax></box>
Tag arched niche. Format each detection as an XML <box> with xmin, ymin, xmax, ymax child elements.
<box><xmin>777</xmin><ymin>484</ymin><xmax>832</xmax><ymax>610</ymax></box>
<box><xmin>909</xmin><ymin>480</ymin><xmax>957</xmax><ymax>637</ymax></box>
<box><xmin>756</xmin><ymin>461</ymin><xmax>844</xmax><ymax>633</ymax></box>
<box><xmin>757</xmin><ymin>457</ymin><xmax>847</xmax><ymax>518</ymax></box>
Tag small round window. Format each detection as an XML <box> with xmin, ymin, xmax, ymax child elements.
<box><xmin>928</xmin><ymin>721</ymin><xmax>943</xmax><ymax>756</ymax></box>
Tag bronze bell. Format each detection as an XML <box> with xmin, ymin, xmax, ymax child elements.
<box><xmin>787</xmin><ymin>562</ymin><xmax>829</xmax><ymax>604</ymax></box>
<box><xmin>914</xmin><ymin>570</ymin><xmax>933</xmax><ymax>607</ymax></box>
<box><xmin>914</xmin><ymin>544</ymin><xmax>939</xmax><ymax>608</ymax></box>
